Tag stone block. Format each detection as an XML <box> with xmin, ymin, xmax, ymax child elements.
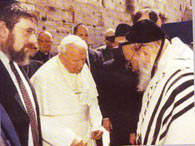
<box><xmin>22</xmin><ymin>0</ymin><xmax>192</xmax><ymax>49</ymax></box>
<box><xmin>74</xmin><ymin>3</ymin><xmax>99</xmax><ymax>25</ymax></box>
<box><xmin>35</xmin><ymin>4</ymin><xmax>47</xmax><ymax>20</ymax></box>
<box><xmin>46</xmin><ymin>0</ymin><xmax>65</xmax><ymax>9</ymax></box>
<box><xmin>114</xmin><ymin>0</ymin><xmax>126</xmax><ymax>12</ymax></box>
<box><xmin>17</xmin><ymin>0</ymin><xmax>27</xmax><ymax>3</ymax></box>
<box><xmin>103</xmin><ymin>0</ymin><xmax>115</xmax><ymax>10</ymax></box>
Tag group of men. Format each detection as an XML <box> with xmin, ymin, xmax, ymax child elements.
<box><xmin>0</xmin><ymin>1</ymin><xmax>194</xmax><ymax>146</ymax></box>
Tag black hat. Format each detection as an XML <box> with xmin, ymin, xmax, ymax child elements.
<box><xmin>106</xmin><ymin>23</ymin><xmax>131</xmax><ymax>42</ymax></box>
<box><xmin>122</xmin><ymin>19</ymin><xmax>166</xmax><ymax>45</ymax></box>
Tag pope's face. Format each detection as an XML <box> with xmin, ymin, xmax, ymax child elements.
<box><xmin>2</xmin><ymin>17</ymin><xmax>37</xmax><ymax>66</ymax></box>
<box><xmin>61</xmin><ymin>43</ymin><xmax>86</xmax><ymax>74</ymax></box>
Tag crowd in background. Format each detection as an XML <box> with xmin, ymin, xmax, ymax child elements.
<box><xmin>0</xmin><ymin>1</ymin><xmax>194</xmax><ymax>146</ymax></box>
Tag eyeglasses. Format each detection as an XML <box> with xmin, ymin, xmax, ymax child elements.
<box><xmin>38</xmin><ymin>39</ymin><xmax>52</xmax><ymax>44</ymax></box>
<box><xmin>15</xmin><ymin>26</ymin><xmax>38</xmax><ymax>37</ymax></box>
<box><xmin>130</xmin><ymin>43</ymin><xmax>148</xmax><ymax>59</ymax></box>
<box><xmin>121</xmin><ymin>43</ymin><xmax>147</xmax><ymax>62</ymax></box>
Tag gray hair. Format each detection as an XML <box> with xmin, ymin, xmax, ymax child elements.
<box><xmin>38</xmin><ymin>31</ymin><xmax>53</xmax><ymax>39</ymax></box>
<box><xmin>58</xmin><ymin>34</ymin><xmax>88</xmax><ymax>54</ymax></box>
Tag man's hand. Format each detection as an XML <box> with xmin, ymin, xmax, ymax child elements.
<box><xmin>129</xmin><ymin>133</ymin><xmax>136</xmax><ymax>145</ymax></box>
<box><xmin>103</xmin><ymin>118</ymin><xmax>112</xmax><ymax>133</ymax></box>
<box><xmin>71</xmin><ymin>137</ymin><xmax>87</xmax><ymax>146</ymax></box>
<box><xmin>91</xmin><ymin>130</ymin><xmax>103</xmax><ymax>140</ymax></box>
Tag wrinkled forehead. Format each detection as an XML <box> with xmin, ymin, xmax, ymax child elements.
<box><xmin>114</xmin><ymin>36</ymin><xmax>127</xmax><ymax>43</ymax></box>
<box><xmin>66</xmin><ymin>43</ymin><xmax>86</xmax><ymax>55</ymax></box>
<box><xmin>77</xmin><ymin>25</ymin><xmax>88</xmax><ymax>33</ymax></box>
<box><xmin>105</xmin><ymin>30</ymin><xmax>115</xmax><ymax>37</ymax></box>
<box><xmin>38</xmin><ymin>33</ymin><xmax>52</xmax><ymax>40</ymax></box>
<box><xmin>122</xmin><ymin>41</ymin><xmax>159</xmax><ymax>51</ymax></box>
<box><xmin>14</xmin><ymin>17</ymin><xmax>36</xmax><ymax>29</ymax></box>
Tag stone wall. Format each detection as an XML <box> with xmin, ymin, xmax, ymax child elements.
<box><xmin>18</xmin><ymin>0</ymin><xmax>192</xmax><ymax>52</ymax></box>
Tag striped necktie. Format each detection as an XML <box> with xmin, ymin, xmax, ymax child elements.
<box><xmin>10</xmin><ymin>61</ymin><xmax>39</xmax><ymax>146</ymax></box>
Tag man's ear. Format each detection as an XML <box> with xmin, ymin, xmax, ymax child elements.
<box><xmin>0</xmin><ymin>21</ymin><xmax>9</xmax><ymax>40</ymax></box>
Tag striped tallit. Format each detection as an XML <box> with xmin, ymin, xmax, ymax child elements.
<box><xmin>136</xmin><ymin>38</ymin><xmax>195</xmax><ymax>145</ymax></box>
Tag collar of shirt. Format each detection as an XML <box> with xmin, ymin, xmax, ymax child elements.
<box><xmin>0</xmin><ymin>51</ymin><xmax>10</xmax><ymax>67</ymax></box>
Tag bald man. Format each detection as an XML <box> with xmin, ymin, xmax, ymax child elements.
<box><xmin>132</xmin><ymin>8</ymin><xmax>167</xmax><ymax>26</ymax></box>
<box><xmin>32</xmin><ymin>31</ymin><xmax>53</xmax><ymax>63</ymax></box>
<box><xmin>97</xmin><ymin>28</ymin><xmax>115</xmax><ymax>62</ymax></box>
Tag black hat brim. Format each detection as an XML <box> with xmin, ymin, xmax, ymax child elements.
<box><xmin>105</xmin><ymin>36</ymin><xmax>115</xmax><ymax>42</ymax></box>
<box><xmin>120</xmin><ymin>19</ymin><xmax>166</xmax><ymax>46</ymax></box>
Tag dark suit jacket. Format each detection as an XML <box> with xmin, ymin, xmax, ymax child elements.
<box><xmin>97</xmin><ymin>45</ymin><xmax>114</xmax><ymax>62</ymax></box>
<box><xmin>23</xmin><ymin>60</ymin><xmax>43</xmax><ymax>78</ymax></box>
<box><xmin>1</xmin><ymin>103</ymin><xmax>21</xmax><ymax>146</ymax></box>
<box><xmin>31</xmin><ymin>50</ymin><xmax>52</xmax><ymax>64</ymax></box>
<box><xmin>88</xmin><ymin>48</ymin><xmax>104</xmax><ymax>146</ymax></box>
<box><xmin>100</xmin><ymin>48</ymin><xmax>142</xmax><ymax>144</ymax></box>
<box><xmin>0</xmin><ymin>60</ymin><xmax>42</xmax><ymax>146</ymax></box>
<box><xmin>88</xmin><ymin>48</ymin><xmax>104</xmax><ymax>75</ymax></box>
<box><xmin>88</xmin><ymin>48</ymin><xmax>104</xmax><ymax>91</ymax></box>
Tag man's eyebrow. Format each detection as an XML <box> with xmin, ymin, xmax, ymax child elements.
<box><xmin>26</xmin><ymin>28</ymin><xmax>34</xmax><ymax>31</ymax></box>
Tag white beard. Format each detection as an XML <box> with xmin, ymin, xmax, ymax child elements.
<box><xmin>136</xmin><ymin>57</ymin><xmax>154</xmax><ymax>92</ymax></box>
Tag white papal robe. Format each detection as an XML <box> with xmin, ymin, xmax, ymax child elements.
<box><xmin>31</xmin><ymin>55</ymin><xmax>102</xmax><ymax>146</ymax></box>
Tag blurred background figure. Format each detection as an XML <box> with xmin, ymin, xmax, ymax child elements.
<box><xmin>73</xmin><ymin>23</ymin><xmax>104</xmax><ymax>72</ymax></box>
<box><xmin>32</xmin><ymin>31</ymin><xmax>53</xmax><ymax>64</ymax></box>
<box><xmin>22</xmin><ymin>42</ymin><xmax>43</xmax><ymax>78</ymax></box>
<box><xmin>26</xmin><ymin>43</ymin><xmax>38</xmax><ymax>57</ymax></box>
<box><xmin>132</xmin><ymin>8</ymin><xmax>193</xmax><ymax>52</ymax></box>
<box><xmin>132</xmin><ymin>7</ymin><xmax>167</xmax><ymax>26</ymax></box>
<box><xmin>96</xmin><ymin>28</ymin><xmax>115</xmax><ymax>62</ymax></box>
<box><xmin>100</xmin><ymin>23</ymin><xmax>142</xmax><ymax>145</ymax></box>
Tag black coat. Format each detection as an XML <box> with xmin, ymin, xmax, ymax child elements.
<box><xmin>88</xmin><ymin>48</ymin><xmax>104</xmax><ymax>77</ymax></box>
<box><xmin>0</xmin><ymin>60</ymin><xmax>42</xmax><ymax>146</ymax></box>
<box><xmin>23</xmin><ymin>60</ymin><xmax>43</xmax><ymax>78</ymax></box>
<box><xmin>97</xmin><ymin>45</ymin><xmax>114</xmax><ymax>62</ymax></box>
<box><xmin>87</xmin><ymin>48</ymin><xmax>105</xmax><ymax>145</ymax></box>
<box><xmin>1</xmin><ymin>103</ymin><xmax>21</xmax><ymax>146</ymax></box>
<box><xmin>31</xmin><ymin>50</ymin><xmax>51</xmax><ymax>64</ymax></box>
<box><xmin>87</xmin><ymin>48</ymin><xmax>104</xmax><ymax>96</ymax></box>
<box><xmin>99</xmin><ymin>48</ymin><xmax>142</xmax><ymax>145</ymax></box>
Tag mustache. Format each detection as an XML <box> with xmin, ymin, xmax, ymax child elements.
<box><xmin>24</xmin><ymin>43</ymin><xmax>38</xmax><ymax>50</ymax></box>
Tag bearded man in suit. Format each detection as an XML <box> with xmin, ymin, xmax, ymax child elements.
<box><xmin>0</xmin><ymin>1</ymin><xmax>42</xmax><ymax>146</ymax></box>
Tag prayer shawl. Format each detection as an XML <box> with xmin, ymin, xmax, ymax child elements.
<box><xmin>136</xmin><ymin>38</ymin><xmax>195</xmax><ymax>145</ymax></box>
<box><xmin>31</xmin><ymin>55</ymin><xmax>102</xmax><ymax>146</ymax></box>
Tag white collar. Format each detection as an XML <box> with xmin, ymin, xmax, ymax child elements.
<box><xmin>0</xmin><ymin>51</ymin><xmax>10</xmax><ymax>66</ymax></box>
